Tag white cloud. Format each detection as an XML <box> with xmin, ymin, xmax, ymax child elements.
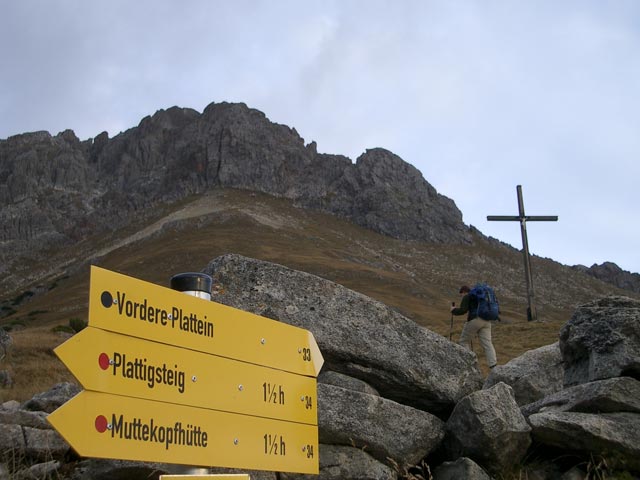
<box><xmin>1</xmin><ymin>0</ymin><xmax>639</xmax><ymax>273</ymax></box>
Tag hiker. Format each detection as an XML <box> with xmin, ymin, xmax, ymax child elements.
<box><xmin>451</xmin><ymin>285</ymin><xmax>497</xmax><ymax>369</ymax></box>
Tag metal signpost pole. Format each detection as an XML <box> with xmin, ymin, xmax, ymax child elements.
<box><xmin>170</xmin><ymin>272</ymin><xmax>213</xmax><ymax>477</ymax></box>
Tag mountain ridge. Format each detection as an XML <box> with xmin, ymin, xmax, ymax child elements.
<box><xmin>0</xmin><ymin>100</ymin><xmax>637</xmax><ymax>313</ymax></box>
<box><xmin>1</xmin><ymin>101</ymin><xmax>473</xmax><ymax>294</ymax></box>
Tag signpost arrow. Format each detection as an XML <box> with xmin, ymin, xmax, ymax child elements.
<box><xmin>49</xmin><ymin>266</ymin><xmax>323</xmax><ymax>473</ymax></box>
<box><xmin>48</xmin><ymin>390</ymin><xmax>319</xmax><ymax>474</ymax></box>
<box><xmin>55</xmin><ymin>326</ymin><xmax>318</xmax><ymax>424</ymax></box>
<box><xmin>88</xmin><ymin>266</ymin><xmax>323</xmax><ymax>377</ymax></box>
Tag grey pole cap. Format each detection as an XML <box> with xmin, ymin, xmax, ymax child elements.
<box><xmin>170</xmin><ymin>272</ymin><xmax>213</xmax><ymax>297</ymax></box>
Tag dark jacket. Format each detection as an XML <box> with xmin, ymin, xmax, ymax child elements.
<box><xmin>452</xmin><ymin>293</ymin><xmax>477</xmax><ymax>321</ymax></box>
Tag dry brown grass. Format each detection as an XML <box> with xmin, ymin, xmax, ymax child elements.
<box><xmin>0</xmin><ymin>327</ymin><xmax>75</xmax><ymax>403</ymax></box>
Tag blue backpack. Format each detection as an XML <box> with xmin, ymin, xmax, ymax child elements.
<box><xmin>469</xmin><ymin>283</ymin><xmax>500</xmax><ymax>321</ymax></box>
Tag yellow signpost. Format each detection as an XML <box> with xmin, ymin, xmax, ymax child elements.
<box><xmin>49</xmin><ymin>266</ymin><xmax>323</xmax><ymax>474</ymax></box>
<box><xmin>160</xmin><ymin>476</ymin><xmax>250</xmax><ymax>480</ymax></box>
<box><xmin>88</xmin><ymin>266</ymin><xmax>323</xmax><ymax>377</ymax></box>
<box><xmin>48</xmin><ymin>391</ymin><xmax>319</xmax><ymax>474</ymax></box>
<box><xmin>55</xmin><ymin>326</ymin><xmax>317</xmax><ymax>424</ymax></box>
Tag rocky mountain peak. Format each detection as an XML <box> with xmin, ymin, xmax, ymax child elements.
<box><xmin>0</xmin><ymin>101</ymin><xmax>468</xmax><ymax>289</ymax></box>
<box><xmin>138</xmin><ymin>106</ymin><xmax>200</xmax><ymax>133</ymax></box>
<box><xmin>574</xmin><ymin>262</ymin><xmax>640</xmax><ymax>294</ymax></box>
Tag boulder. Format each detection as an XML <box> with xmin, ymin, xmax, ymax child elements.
<box><xmin>559</xmin><ymin>296</ymin><xmax>640</xmax><ymax>387</ymax></box>
<box><xmin>280</xmin><ymin>444</ymin><xmax>396</xmax><ymax>480</ymax></box>
<box><xmin>0</xmin><ymin>423</ymin><xmax>25</xmax><ymax>451</ymax></box>
<box><xmin>318</xmin><ymin>370</ymin><xmax>379</xmax><ymax>396</ymax></box>
<box><xmin>204</xmin><ymin>254</ymin><xmax>484</xmax><ymax>416</ymax></box>
<box><xmin>59</xmin><ymin>459</ymin><xmax>276</xmax><ymax>480</ymax></box>
<box><xmin>433</xmin><ymin>457</ymin><xmax>493</xmax><ymax>480</ymax></box>
<box><xmin>443</xmin><ymin>382</ymin><xmax>531</xmax><ymax>475</ymax></box>
<box><xmin>63</xmin><ymin>459</ymin><xmax>178</xmax><ymax>480</ymax></box>
<box><xmin>22</xmin><ymin>382</ymin><xmax>81</xmax><ymax>413</ymax></box>
<box><xmin>22</xmin><ymin>426</ymin><xmax>68</xmax><ymax>460</ymax></box>
<box><xmin>0</xmin><ymin>370</ymin><xmax>13</xmax><ymax>388</ymax></box>
<box><xmin>521</xmin><ymin>376</ymin><xmax>640</xmax><ymax>417</ymax></box>
<box><xmin>318</xmin><ymin>383</ymin><xmax>444</xmax><ymax>467</ymax></box>
<box><xmin>528</xmin><ymin>411</ymin><xmax>640</xmax><ymax>472</ymax></box>
<box><xmin>484</xmin><ymin>342</ymin><xmax>563</xmax><ymax>405</ymax></box>
<box><xmin>0</xmin><ymin>329</ymin><xmax>12</xmax><ymax>360</ymax></box>
<box><xmin>0</xmin><ymin>404</ymin><xmax>49</xmax><ymax>429</ymax></box>
<box><xmin>13</xmin><ymin>460</ymin><xmax>61</xmax><ymax>480</ymax></box>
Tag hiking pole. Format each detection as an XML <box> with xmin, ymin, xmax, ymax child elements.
<box><xmin>449</xmin><ymin>302</ymin><xmax>455</xmax><ymax>341</ymax></box>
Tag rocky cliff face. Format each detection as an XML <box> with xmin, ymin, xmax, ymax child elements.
<box><xmin>574</xmin><ymin>262</ymin><xmax>640</xmax><ymax>294</ymax></box>
<box><xmin>0</xmin><ymin>102</ymin><xmax>470</xmax><ymax>280</ymax></box>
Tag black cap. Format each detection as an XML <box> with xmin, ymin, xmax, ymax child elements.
<box><xmin>170</xmin><ymin>272</ymin><xmax>213</xmax><ymax>294</ymax></box>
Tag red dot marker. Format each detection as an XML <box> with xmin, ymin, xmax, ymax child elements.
<box><xmin>98</xmin><ymin>353</ymin><xmax>110</xmax><ymax>370</ymax></box>
<box><xmin>95</xmin><ymin>415</ymin><xmax>108</xmax><ymax>433</ymax></box>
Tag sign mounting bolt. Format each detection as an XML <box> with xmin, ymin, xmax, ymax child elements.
<box><xmin>260</xmin><ymin>338</ymin><xmax>266</xmax><ymax>345</ymax></box>
<box><xmin>191</xmin><ymin>375</ymin><xmax>197</xmax><ymax>382</ymax></box>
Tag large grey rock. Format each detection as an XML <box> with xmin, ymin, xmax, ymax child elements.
<box><xmin>204</xmin><ymin>254</ymin><xmax>484</xmax><ymax>416</ymax></box>
<box><xmin>21</xmin><ymin>381</ymin><xmax>81</xmax><ymax>413</ymax></box>
<box><xmin>0</xmin><ymin>423</ymin><xmax>25</xmax><ymax>451</ymax></box>
<box><xmin>0</xmin><ymin>405</ymin><xmax>49</xmax><ymax>428</ymax></box>
<box><xmin>443</xmin><ymin>382</ymin><xmax>531</xmax><ymax>475</ymax></box>
<box><xmin>0</xmin><ymin>370</ymin><xmax>13</xmax><ymax>388</ymax></box>
<box><xmin>484</xmin><ymin>342</ymin><xmax>563</xmax><ymax>406</ymax></box>
<box><xmin>318</xmin><ymin>383</ymin><xmax>444</xmax><ymax>467</ymax></box>
<box><xmin>280</xmin><ymin>444</ymin><xmax>396</xmax><ymax>480</ymax></box>
<box><xmin>23</xmin><ymin>426</ymin><xmax>68</xmax><ymax>460</ymax></box>
<box><xmin>0</xmin><ymin>329</ymin><xmax>12</xmax><ymax>360</ymax></box>
<box><xmin>528</xmin><ymin>411</ymin><xmax>640</xmax><ymax>472</ymax></box>
<box><xmin>0</xmin><ymin>402</ymin><xmax>68</xmax><ymax>462</ymax></box>
<box><xmin>559</xmin><ymin>296</ymin><xmax>640</xmax><ymax>386</ymax></box>
<box><xmin>521</xmin><ymin>376</ymin><xmax>640</xmax><ymax>417</ymax></box>
<box><xmin>66</xmin><ymin>459</ymin><xmax>173</xmax><ymax>480</ymax></box>
<box><xmin>13</xmin><ymin>460</ymin><xmax>61</xmax><ymax>480</ymax></box>
<box><xmin>207</xmin><ymin>467</ymin><xmax>277</xmax><ymax>480</ymax></box>
<box><xmin>318</xmin><ymin>370</ymin><xmax>379</xmax><ymax>396</ymax></box>
<box><xmin>64</xmin><ymin>460</ymin><xmax>275</xmax><ymax>480</ymax></box>
<box><xmin>433</xmin><ymin>457</ymin><xmax>493</xmax><ymax>480</ymax></box>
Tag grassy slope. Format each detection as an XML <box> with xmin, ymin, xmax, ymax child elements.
<box><xmin>1</xmin><ymin>189</ymin><xmax>634</xmax><ymax>402</ymax></box>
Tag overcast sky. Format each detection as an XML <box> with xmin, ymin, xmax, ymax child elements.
<box><xmin>2</xmin><ymin>1</ymin><xmax>639</xmax><ymax>274</ymax></box>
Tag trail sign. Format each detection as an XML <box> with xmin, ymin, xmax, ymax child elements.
<box><xmin>48</xmin><ymin>390</ymin><xmax>319</xmax><ymax>474</ymax></box>
<box><xmin>88</xmin><ymin>266</ymin><xmax>323</xmax><ymax>376</ymax></box>
<box><xmin>161</xmin><ymin>476</ymin><xmax>249</xmax><ymax>480</ymax></box>
<box><xmin>49</xmin><ymin>266</ymin><xmax>323</xmax><ymax>473</ymax></box>
<box><xmin>55</xmin><ymin>326</ymin><xmax>318</xmax><ymax>424</ymax></box>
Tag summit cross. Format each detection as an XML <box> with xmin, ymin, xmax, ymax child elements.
<box><xmin>487</xmin><ymin>185</ymin><xmax>558</xmax><ymax>322</ymax></box>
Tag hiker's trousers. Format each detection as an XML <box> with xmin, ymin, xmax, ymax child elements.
<box><xmin>458</xmin><ymin>318</ymin><xmax>497</xmax><ymax>368</ymax></box>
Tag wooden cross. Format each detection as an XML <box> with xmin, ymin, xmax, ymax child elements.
<box><xmin>487</xmin><ymin>185</ymin><xmax>558</xmax><ymax>321</ymax></box>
